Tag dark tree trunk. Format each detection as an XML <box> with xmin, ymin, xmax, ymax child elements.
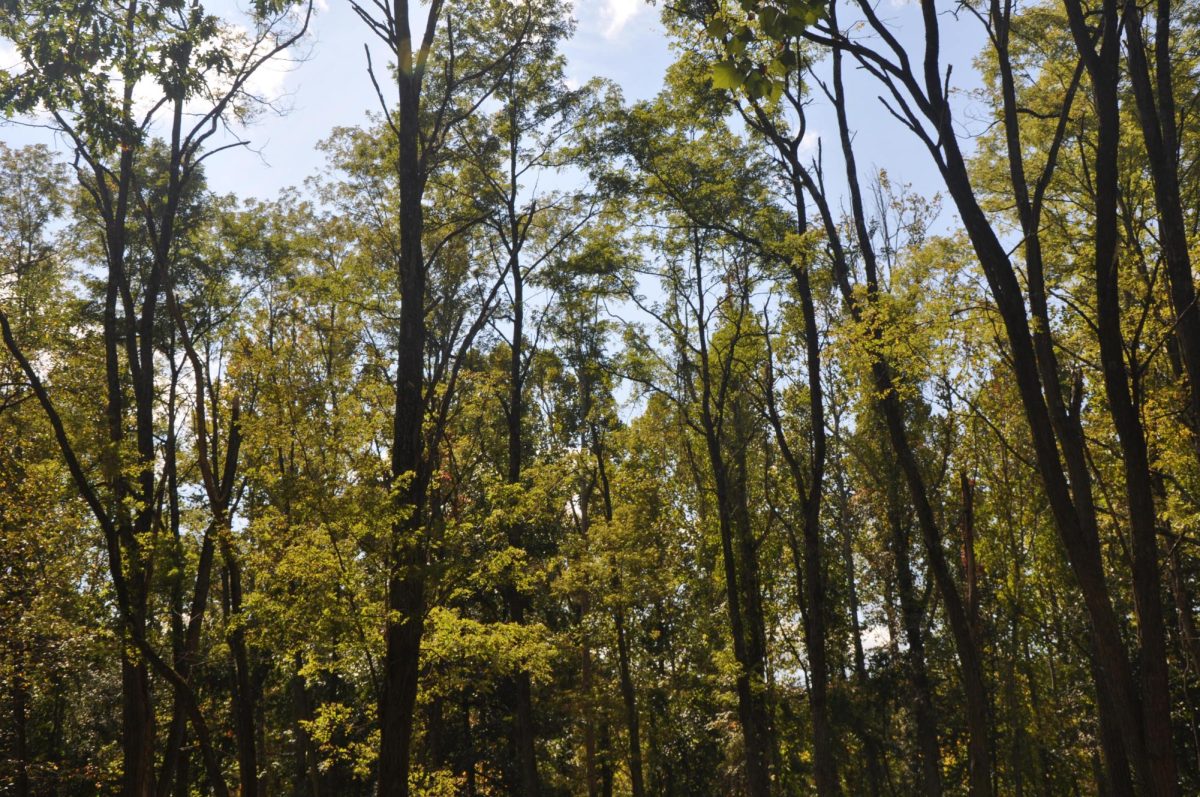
<box><xmin>598</xmin><ymin>721</ymin><xmax>615</xmax><ymax>797</ymax></box>
<box><xmin>703</xmin><ymin>414</ymin><xmax>774</xmax><ymax>797</ymax></box>
<box><xmin>379</xmin><ymin>565</ymin><xmax>425</xmax><ymax>797</ymax></box>
<box><xmin>889</xmin><ymin>506</ymin><xmax>943</xmax><ymax>797</ymax></box>
<box><xmin>825</xmin><ymin>0</ymin><xmax>1155</xmax><ymax>787</ymax></box>
<box><xmin>595</xmin><ymin>439</ymin><xmax>647</xmax><ymax>797</ymax></box>
<box><xmin>895</xmin><ymin>8</ymin><xmax>1146</xmax><ymax>786</ymax></box>
<box><xmin>462</xmin><ymin>694</ymin><xmax>476</xmax><ymax>797</ymax></box>
<box><xmin>158</xmin><ymin>376</ymin><xmax>188</xmax><ymax>797</ymax></box>
<box><xmin>742</xmin><ymin>42</ymin><xmax>840</xmax><ymax>797</ymax></box>
<box><xmin>839</xmin><ymin>470</ymin><xmax>883</xmax><ymax>797</ymax></box>
<box><xmin>615</xmin><ymin>609</ymin><xmax>647</xmax><ymax>797</ymax></box>
<box><xmin>810</xmin><ymin>33</ymin><xmax>993</xmax><ymax>788</ymax></box>
<box><xmin>1123</xmin><ymin>0</ymin><xmax>1200</xmax><ymax>450</ymax></box>
<box><xmin>583</xmin><ymin>634</ymin><xmax>599</xmax><ymax>797</ymax></box>
<box><xmin>378</xmin><ymin>51</ymin><xmax>432</xmax><ymax>797</ymax></box>
<box><xmin>11</xmin><ymin>636</ymin><xmax>30</xmax><ymax>797</ymax></box>
<box><xmin>291</xmin><ymin>661</ymin><xmax>321</xmax><ymax>797</ymax></box>
<box><xmin>503</xmin><ymin>261</ymin><xmax>541</xmax><ymax>797</ymax></box>
<box><xmin>121</xmin><ymin>645</ymin><xmax>155</xmax><ymax>797</ymax></box>
<box><xmin>223</xmin><ymin>548</ymin><xmax>259</xmax><ymax>797</ymax></box>
<box><xmin>766</xmin><ymin>213</ymin><xmax>838</xmax><ymax>797</ymax></box>
<box><xmin>1081</xmin><ymin>3</ymin><xmax>1178</xmax><ymax>792</ymax></box>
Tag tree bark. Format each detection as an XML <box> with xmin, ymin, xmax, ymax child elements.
<box><xmin>823</xmin><ymin>0</ymin><xmax>1152</xmax><ymax>785</ymax></box>
<box><xmin>889</xmin><ymin>504</ymin><xmax>943</xmax><ymax>797</ymax></box>
<box><xmin>808</xmin><ymin>29</ymin><xmax>993</xmax><ymax>789</ymax></box>
<box><xmin>503</xmin><ymin>257</ymin><xmax>541</xmax><ymax>797</ymax></box>
<box><xmin>378</xmin><ymin>40</ymin><xmax>432</xmax><ymax>796</ymax></box>
<box><xmin>614</xmin><ymin>609</ymin><xmax>647</xmax><ymax>797</ymax></box>
<box><xmin>223</xmin><ymin>543</ymin><xmax>259</xmax><ymax>797</ymax></box>
<box><xmin>702</xmin><ymin>403</ymin><xmax>774</xmax><ymax>797</ymax></box>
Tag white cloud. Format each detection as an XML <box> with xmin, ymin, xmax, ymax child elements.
<box><xmin>243</xmin><ymin>48</ymin><xmax>297</xmax><ymax>107</ymax></box>
<box><xmin>601</xmin><ymin>0</ymin><xmax>641</xmax><ymax>39</ymax></box>
<box><xmin>183</xmin><ymin>23</ymin><xmax>300</xmax><ymax>125</ymax></box>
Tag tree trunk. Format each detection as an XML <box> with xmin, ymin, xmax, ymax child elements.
<box><xmin>291</xmin><ymin>660</ymin><xmax>321</xmax><ymax>797</ymax></box>
<box><xmin>11</xmin><ymin>635</ymin><xmax>30</xmax><ymax>797</ymax></box>
<box><xmin>1080</xmin><ymin>5</ymin><xmax>1177</xmax><ymax>791</ymax></box>
<box><xmin>703</xmin><ymin>415</ymin><xmax>774</xmax><ymax>797</ymax></box>
<box><xmin>223</xmin><ymin>547</ymin><xmax>259</xmax><ymax>797</ymax></box>
<box><xmin>840</xmin><ymin>477</ymin><xmax>883</xmax><ymax>797</ymax></box>
<box><xmin>503</xmin><ymin>261</ymin><xmax>541</xmax><ymax>797</ymax></box>
<box><xmin>1123</xmin><ymin>0</ymin><xmax>1200</xmax><ymax>454</ymax></box>
<box><xmin>890</xmin><ymin>506</ymin><xmax>943</xmax><ymax>797</ymax></box>
<box><xmin>809</xmin><ymin>29</ymin><xmax>993</xmax><ymax>791</ymax></box>
<box><xmin>615</xmin><ymin>609</ymin><xmax>647</xmax><ymax>797</ymax></box>
<box><xmin>831</xmin><ymin>0</ymin><xmax>1151</xmax><ymax>786</ymax></box>
<box><xmin>378</xmin><ymin>55</ymin><xmax>431</xmax><ymax>797</ymax></box>
<box><xmin>121</xmin><ymin>646</ymin><xmax>155</xmax><ymax>797</ymax></box>
<box><xmin>583</xmin><ymin>632</ymin><xmax>599</xmax><ymax>797</ymax></box>
<box><xmin>379</xmin><ymin>559</ymin><xmax>425</xmax><ymax>797</ymax></box>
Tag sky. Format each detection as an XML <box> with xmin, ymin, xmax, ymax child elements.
<box><xmin>1</xmin><ymin>0</ymin><xmax>989</xmax><ymax>213</ymax></box>
<box><xmin>196</xmin><ymin>0</ymin><xmax>681</xmax><ymax>198</ymax></box>
<box><xmin>1</xmin><ymin>1</ymin><xmax>673</xmax><ymax>199</ymax></box>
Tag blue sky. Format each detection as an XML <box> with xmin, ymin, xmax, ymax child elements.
<box><xmin>2</xmin><ymin>1</ymin><xmax>676</xmax><ymax>199</ymax></box>
<box><xmin>197</xmin><ymin>0</ymin><xmax>681</xmax><ymax>198</ymax></box>
<box><xmin>1</xmin><ymin>0</ymin><xmax>989</xmax><ymax>210</ymax></box>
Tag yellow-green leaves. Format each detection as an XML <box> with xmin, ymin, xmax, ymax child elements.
<box><xmin>711</xmin><ymin>60</ymin><xmax>746</xmax><ymax>90</ymax></box>
<box><xmin>704</xmin><ymin>0</ymin><xmax>828</xmax><ymax>102</ymax></box>
<box><xmin>421</xmin><ymin>607</ymin><xmax>555</xmax><ymax>690</ymax></box>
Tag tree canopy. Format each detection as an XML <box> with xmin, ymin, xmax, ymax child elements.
<box><xmin>3</xmin><ymin>0</ymin><xmax>1200</xmax><ymax>795</ymax></box>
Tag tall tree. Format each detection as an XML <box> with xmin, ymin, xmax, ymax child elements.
<box><xmin>0</xmin><ymin>4</ymin><xmax>310</xmax><ymax>794</ymax></box>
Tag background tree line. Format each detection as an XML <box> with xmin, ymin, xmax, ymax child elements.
<box><xmin>2</xmin><ymin>0</ymin><xmax>1200</xmax><ymax>795</ymax></box>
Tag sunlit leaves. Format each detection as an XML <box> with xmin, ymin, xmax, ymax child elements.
<box><xmin>0</xmin><ymin>0</ymin><xmax>309</xmax><ymax>149</ymax></box>
<box><xmin>703</xmin><ymin>0</ymin><xmax>827</xmax><ymax>102</ymax></box>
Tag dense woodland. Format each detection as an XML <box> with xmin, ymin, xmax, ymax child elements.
<box><xmin>4</xmin><ymin>0</ymin><xmax>1200</xmax><ymax>794</ymax></box>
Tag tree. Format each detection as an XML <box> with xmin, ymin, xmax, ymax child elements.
<box><xmin>0</xmin><ymin>4</ymin><xmax>310</xmax><ymax>793</ymax></box>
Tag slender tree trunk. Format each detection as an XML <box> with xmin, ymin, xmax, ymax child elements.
<box><xmin>829</xmin><ymin>0</ymin><xmax>1149</xmax><ymax>786</ymax></box>
<box><xmin>583</xmin><ymin>636</ymin><xmax>599</xmax><ymax>797</ymax></box>
<box><xmin>159</xmin><ymin>371</ymin><xmax>188</xmax><ymax>797</ymax></box>
<box><xmin>598</xmin><ymin>721</ymin><xmax>615</xmax><ymax>797</ymax></box>
<box><xmin>378</xmin><ymin>57</ymin><xmax>431</xmax><ymax>797</ymax></box>
<box><xmin>1081</xmin><ymin>4</ymin><xmax>1177</xmax><ymax>791</ymax></box>
<box><xmin>223</xmin><ymin>543</ymin><xmax>259</xmax><ymax>797</ymax></box>
<box><xmin>961</xmin><ymin>475</ymin><xmax>979</xmax><ymax>640</ymax></box>
<box><xmin>802</xmin><ymin>27</ymin><xmax>993</xmax><ymax>790</ymax></box>
<box><xmin>703</xmin><ymin>419</ymin><xmax>774</xmax><ymax>797</ymax></box>
<box><xmin>745</xmin><ymin>50</ymin><xmax>840</xmax><ymax>797</ymax></box>
<box><xmin>822</xmin><ymin>144</ymin><xmax>993</xmax><ymax>797</ymax></box>
<box><xmin>1170</xmin><ymin>547</ymin><xmax>1200</xmax><ymax>680</ymax></box>
<box><xmin>462</xmin><ymin>694</ymin><xmax>477</xmax><ymax>797</ymax></box>
<box><xmin>839</xmin><ymin>478</ymin><xmax>883</xmax><ymax>797</ymax></box>
<box><xmin>291</xmin><ymin>660</ymin><xmax>321</xmax><ymax>797</ymax></box>
<box><xmin>685</xmin><ymin>240</ymin><xmax>776</xmax><ymax>797</ymax></box>
<box><xmin>11</xmin><ymin>634</ymin><xmax>30</xmax><ymax>797</ymax></box>
<box><xmin>595</xmin><ymin>437</ymin><xmax>647</xmax><ymax>797</ymax></box>
<box><xmin>122</xmin><ymin>637</ymin><xmax>155</xmax><ymax>797</ymax></box>
<box><xmin>889</xmin><ymin>506</ymin><xmax>943</xmax><ymax>797</ymax></box>
<box><xmin>1123</xmin><ymin>0</ymin><xmax>1200</xmax><ymax>450</ymax></box>
<box><xmin>614</xmin><ymin>608</ymin><xmax>647</xmax><ymax>797</ymax></box>
<box><xmin>777</xmin><ymin>221</ymin><xmax>839</xmax><ymax>797</ymax></box>
<box><xmin>503</xmin><ymin>263</ymin><xmax>541</xmax><ymax>797</ymax></box>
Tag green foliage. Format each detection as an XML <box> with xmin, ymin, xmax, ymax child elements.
<box><xmin>6</xmin><ymin>1</ymin><xmax>1200</xmax><ymax>795</ymax></box>
<box><xmin>703</xmin><ymin>0</ymin><xmax>828</xmax><ymax>101</ymax></box>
